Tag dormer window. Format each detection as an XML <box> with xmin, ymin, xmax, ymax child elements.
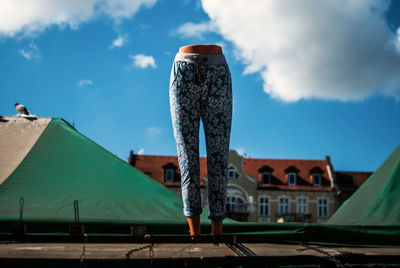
<box><xmin>261</xmin><ymin>172</ymin><xmax>271</xmax><ymax>184</ymax></box>
<box><xmin>285</xmin><ymin>166</ymin><xmax>299</xmax><ymax>186</ymax></box>
<box><xmin>258</xmin><ymin>165</ymin><xmax>274</xmax><ymax>185</ymax></box>
<box><xmin>165</xmin><ymin>169</ymin><xmax>174</xmax><ymax>182</ymax></box>
<box><xmin>163</xmin><ymin>163</ymin><xmax>178</xmax><ymax>182</ymax></box>
<box><xmin>312</xmin><ymin>173</ymin><xmax>321</xmax><ymax>186</ymax></box>
<box><xmin>309</xmin><ymin>167</ymin><xmax>324</xmax><ymax>186</ymax></box>
<box><xmin>288</xmin><ymin>172</ymin><xmax>297</xmax><ymax>186</ymax></box>
<box><xmin>227</xmin><ymin>166</ymin><xmax>239</xmax><ymax>179</ymax></box>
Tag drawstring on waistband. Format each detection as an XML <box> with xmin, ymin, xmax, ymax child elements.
<box><xmin>194</xmin><ymin>64</ymin><xmax>205</xmax><ymax>85</ymax></box>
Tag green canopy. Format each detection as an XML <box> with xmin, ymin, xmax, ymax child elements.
<box><xmin>0</xmin><ymin>118</ymin><xmax>202</xmax><ymax>225</ymax></box>
<box><xmin>328</xmin><ymin>145</ymin><xmax>400</xmax><ymax>225</ymax></box>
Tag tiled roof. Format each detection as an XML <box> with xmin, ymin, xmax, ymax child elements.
<box><xmin>133</xmin><ymin>152</ymin><xmax>336</xmax><ymax>190</ymax></box>
<box><xmin>335</xmin><ymin>171</ymin><xmax>372</xmax><ymax>188</ymax></box>
<box><xmin>243</xmin><ymin>157</ymin><xmax>333</xmax><ymax>190</ymax></box>
<box><xmin>133</xmin><ymin>154</ymin><xmax>207</xmax><ymax>186</ymax></box>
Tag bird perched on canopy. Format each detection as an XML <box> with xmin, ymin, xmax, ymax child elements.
<box><xmin>15</xmin><ymin>103</ymin><xmax>30</xmax><ymax>116</ymax></box>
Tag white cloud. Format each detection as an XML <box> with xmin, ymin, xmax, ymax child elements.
<box><xmin>201</xmin><ymin>0</ymin><xmax>400</xmax><ymax>102</ymax></box>
<box><xmin>236</xmin><ymin>147</ymin><xmax>245</xmax><ymax>156</ymax></box>
<box><xmin>77</xmin><ymin>79</ymin><xmax>93</xmax><ymax>87</ymax></box>
<box><xmin>130</xmin><ymin>54</ymin><xmax>157</xmax><ymax>68</ymax></box>
<box><xmin>110</xmin><ymin>34</ymin><xmax>128</xmax><ymax>48</ymax></box>
<box><xmin>137</xmin><ymin>148</ymin><xmax>145</xmax><ymax>155</ymax></box>
<box><xmin>215</xmin><ymin>41</ymin><xmax>226</xmax><ymax>50</ymax></box>
<box><xmin>0</xmin><ymin>0</ymin><xmax>157</xmax><ymax>37</ymax></box>
<box><xmin>174</xmin><ymin>21</ymin><xmax>217</xmax><ymax>39</ymax></box>
<box><xmin>19</xmin><ymin>41</ymin><xmax>41</xmax><ymax>60</ymax></box>
<box><xmin>146</xmin><ymin>126</ymin><xmax>161</xmax><ymax>138</ymax></box>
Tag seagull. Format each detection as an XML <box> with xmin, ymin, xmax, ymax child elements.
<box><xmin>15</xmin><ymin>103</ymin><xmax>30</xmax><ymax>116</ymax></box>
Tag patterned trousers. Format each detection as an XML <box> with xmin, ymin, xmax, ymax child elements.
<box><xmin>169</xmin><ymin>53</ymin><xmax>232</xmax><ymax>221</ymax></box>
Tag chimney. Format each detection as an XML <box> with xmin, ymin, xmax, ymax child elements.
<box><xmin>326</xmin><ymin>155</ymin><xmax>340</xmax><ymax>209</ymax></box>
<box><xmin>325</xmin><ymin>155</ymin><xmax>336</xmax><ymax>187</ymax></box>
<box><xmin>325</xmin><ymin>155</ymin><xmax>332</xmax><ymax>165</ymax></box>
<box><xmin>128</xmin><ymin>150</ymin><xmax>136</xmax><ymax>166</ymax></box>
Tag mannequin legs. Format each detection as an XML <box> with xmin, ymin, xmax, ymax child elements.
<box><xmin>169</xmin><ymin>55</ymin><xmax>232</xmax><ymax>238</ymax></box>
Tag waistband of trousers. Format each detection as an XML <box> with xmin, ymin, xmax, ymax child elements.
<box><xmin>174</xmin><ymin>53</ymin><xmax>227</xmax><ymax>65</ymax></box>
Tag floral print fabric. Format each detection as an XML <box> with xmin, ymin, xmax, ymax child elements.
<box><xmin>169</xmin><ymin>54</ymin><xmax>232</xmax><ymax>221</ymax></box>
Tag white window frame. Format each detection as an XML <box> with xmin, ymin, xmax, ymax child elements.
<box><xmin>288</xmin><ymin>172</ymin><xmax>297</xmax><ymax>186</ymax></box>
<box><xmin>312</xmin><ymin>173</ymin><xmax>321</xmax><ymax>186</ymax></box>
<box><xmin>297</xmin><ymin>198</ymin><xmax>308</xmax><ymax>214</ymax></box>
<box><xmin>165</xmin><ymin>169</ymin><xmax>174</xmax><ymax>182</ymax></box>
<box><xmin>237</xmin><ymin>197</ymin><xmax>245</xmax><ymax>212</ymax></box>
<box><xmin>259</xmin><ymin>197</ymin><xmax>270</xmax><ymax>216</ymax></box>
<box><xmin>279</xmin><ymin>197</ymin><xmax>290</xmax><ymax>215</ymax></box>
<box><xmin>227</xmin><ymin>196</ymin><xmax>236</xmax><ymax>212</ymax></box>
<box><xmin>227</xmin><ymin>166</ymin><xmax>238</xmax><ymax>179</ymax></box>
<box><xmin>261</xmin><ymin>172</ymin><xmax>271</xmax><ymax>184</ymax></box>
<box><xmin>318</xmin><ymin>198</ymin><xmax>328</xmax><ymax>218</ymax></box>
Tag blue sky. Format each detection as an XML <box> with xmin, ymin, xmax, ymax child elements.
<box><xmin>1</xmin><ymin>0</ymin><xmax>400</xmax><ymax>172</ymax></box>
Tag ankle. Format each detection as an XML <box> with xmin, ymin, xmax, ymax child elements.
<box><xmin>211</xmin><ymin>221</ymin><xmax>222</xmax><ymax>236</ymax></box>
<box><xmin>187</xmin><ymin>215</ymin><xmax>201</xmax><ymax>236</ymax></box>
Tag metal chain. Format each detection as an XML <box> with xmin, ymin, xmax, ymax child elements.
<box><xmin>149</xmin><ymin>243</ymin><xmax>154</xmax><ymax>264</ymax></box>
<box><xmin>126</xmin><ymin>243</ymin><xmax>155</xmax><ymax>260</ymax></box>
<box><xmin>297</xmin><ymin>243</ymin><xmax>344</xmax><ymax>268</ymax></box>
<box><xmin>80</xmin><ymin>233</ymin><xmax>88</xmax><ymax>267</ymax></box>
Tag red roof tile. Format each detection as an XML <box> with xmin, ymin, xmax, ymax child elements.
<box><xmin>134</xmin><ymin>155</ymin><xmax>207</xmax><ymax>185</ymax></box>
<box><xmin>243</xmin><ymin>157</ymin><xmax>333</xmax><ymax>190</ymax></box>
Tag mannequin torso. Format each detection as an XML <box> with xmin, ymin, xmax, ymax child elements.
<box><xmin>179</xmin><ymin>44</ymin><xmax>222</xmax><ymax>55</ymax></box>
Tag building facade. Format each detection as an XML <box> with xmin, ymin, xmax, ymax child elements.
<box><xmin>130</xmin><ymin>150</ymin><xmax>371</xmax><ymax>223</ymax></box>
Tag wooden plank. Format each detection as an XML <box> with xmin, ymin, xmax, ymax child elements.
<box><xmin>0</xmin><ymin>242</ymin><xmax>399</xmax><ymax>260</ymax></box>
<box><xmin>0</xmin><ymin>243</ymin><xmax>236</xmax><ymax>259</ymax></box>
<box><xmin>245</xmin><ymin>243</ymin><xmax>400</xmax><ymax>256</ymax></box>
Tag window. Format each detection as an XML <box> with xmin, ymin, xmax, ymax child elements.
<box><xmin>288</xmin><ymin>172</ymin><xmax>296</xmax><ymax>186</ymax></box>
<box><xmin>163</xmin><ymin>163</ymin><xmax>178</xmax><ymax>182</ymax></box>
<box><xmin>227</xmin><ymin>166</ymin><xmax>239</xmax><ymax>179</ymax></box>
<box><xmin>237</xmin><ymin>197</ymin><xmax>245</xmax><ymax>212</ymax></box>
<box><xmin>226</xmin><ymin>196</ymin><xmax>235</xmax><ymax>212</ymax></box>
<box><xmin>259</xmin><ymin>165</ymin><xmax>274</xmax><ymax>184</ymax></box>
<box><xmin>279</xmin><ymin>198</ymin><xmax>289</xmax><ymax>215</ymax></box>
<box><xmin>297</xmin><ymin>198</ymin><xmax>307</xmax><ymax>214</ymax></box>
<box><xmin>227</xmin><ymin>196</ymin><xmax>246</xmax><ymax>212</ymax></box>
<box><xmin>165</xmin><ymin>169</ymin><xmax>174</xmax><ymax>182</ymax></box>
<box><xmin>318</xmin><ymin>199</ymin><xmax>328</xmax><ymax>218</ymax></box>
<box><xmin>313</xmin><ymin>174</ymin><xmax>321</xmax><ymax>186</ymax></box>
<box><xmin>259</xmin><ymin>197</ymin><xmax>269</xmax><ymax>216</ymax></box>
<box><xmin>309</xmin><ymin>167</ymin><xmax>324</xmax><ymax>185</ymax></box>
<box><xmin>285</xmin><ymin>166</ymin><xmax>299</xmax><ymax>186</ymax></box>
<box><xmin>261</xmin><ymin>172</ymin><xmax>271</xmax><ymax>184</ymax></box>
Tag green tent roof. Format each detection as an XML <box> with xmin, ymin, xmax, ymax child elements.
<box><xmin>0</xmin><ymin>118</ymin><xmax>197</xmax><ymax>225</ymax></box>
<box><xmin>328</xmin><ymin>145</ymin><xmax>400</xmax><ymax>225</ymax></box>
